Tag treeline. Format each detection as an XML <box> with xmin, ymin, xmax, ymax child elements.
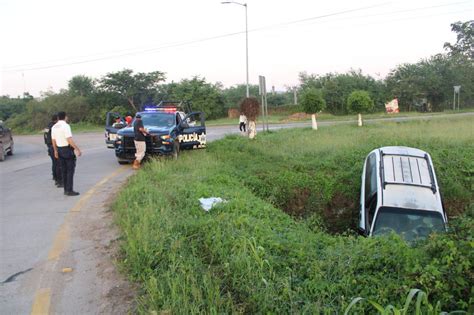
<box><xmin>1</xmin><ymin>20</ymin><xmax>472</xmax><ymax>131</ymax></box>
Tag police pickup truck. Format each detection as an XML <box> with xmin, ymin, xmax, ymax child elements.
<box><xmin>112</xmin><ymin>102</ymin><xmax>206</xmax><ymax>164</ymax></box>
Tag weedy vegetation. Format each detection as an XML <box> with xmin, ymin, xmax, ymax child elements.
<box><xmin>113</xmin><ymin>116</ymin><xmax>473</xmax><ymax>314</ymax></box>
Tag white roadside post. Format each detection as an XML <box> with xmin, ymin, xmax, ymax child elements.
<box><xmin>454</xmin><ymin>85</ymin><xmax>461</xmax><ymax>110</ymax></box>
<box><xmin>358</xmin><ymin>113</ymin><xmax>363</xmax><ymax>127</ymax></box>
<box><xmin>259</xmin><ymin>75</ymin><xmax>269</xmax><ymax>132</ymax></box>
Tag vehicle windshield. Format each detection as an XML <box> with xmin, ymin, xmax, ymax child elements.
<box><xmin>373</xmin><ymin>207</ymin><xmax>445</xmax><ymax>241</ymax></box>
<box><xmin>140</xmin><ymin>112</ymin><xmax>175</xmax><ymax>128</ymax></box>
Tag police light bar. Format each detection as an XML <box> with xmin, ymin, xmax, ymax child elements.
<box><xmin>143</xmin><ymin>106</ymin><xmax>177</xmax><ymax>112</ymax></box>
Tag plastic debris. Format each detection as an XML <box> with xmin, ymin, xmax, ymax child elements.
<box><xmin>199</xmin><ymin>197</ymin><xmax>226</xmax><ymax>212</ymax></box>
<box><xmin>62</xmin><ymin>268</ymin><xmax>73</xmax><ymax>273</ymax></box>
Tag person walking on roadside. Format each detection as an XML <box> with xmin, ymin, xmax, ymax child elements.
<box><xmin>52</xmin><ymin>111</ymin><xmax>82</xmax><ymax>196</ymax></box>
<box><xmin>239</xmin><ymin>113</ymin><xmax>247</xmax><ymax>134</ymax></box>
<box><xmin>132</xmin><ymin>114</ymin><xmax>149</xmax><ymax>170</ymax></box>
<box><xmin>44</xmin><ymin>114</ymin><xmax>62</xmax><ymax>187</ymax></box>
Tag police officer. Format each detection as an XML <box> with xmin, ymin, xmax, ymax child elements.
<box><xmin>132</xmin><ymin>114</ymin><xmax>149</xmax><ymax>170</ymax></box>
<box><xmin>52</xmin><ymin>111</ymin><xmax>82</xmax><ymax>196</ymax></box>
<box><xmin>44</xmin><ymin>114</ymin><xmax>62</xmax><ymax>187</ymax></box>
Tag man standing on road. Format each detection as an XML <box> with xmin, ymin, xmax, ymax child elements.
<box><xmin>132</xmin><ymin>114</ymin><xmax>149</xmax><ymax>170</ymax></box>
<box><xmin>44</xmin><ymin>114</ymin><xmax>63</xmax><ymax>187</ymax></box>
<box><xmin>52</xmin><ymin>111</ymin><xmax>82</xmax><ymax>196</ymax></box>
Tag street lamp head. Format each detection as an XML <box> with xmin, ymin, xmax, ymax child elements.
<box><xmin>221</xmin><ymin>1</ymin><xmax>246</xmax><ymax>6</ymax></box>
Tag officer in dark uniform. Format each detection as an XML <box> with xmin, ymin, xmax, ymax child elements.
<box><xmin>44</xmin><ymin>114</ymin><xmax>62</xmax><ymax>187</ymax></box>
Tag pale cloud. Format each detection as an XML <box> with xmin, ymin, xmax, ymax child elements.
<box><xmin>1</xmin><ymin>0</ymin><xmax>472</xmax><ymax>96</ymax></box>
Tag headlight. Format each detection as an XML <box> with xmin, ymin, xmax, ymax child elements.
<box><xmin>160</xmin><ymin>135</ymin><xmax>171</xmax><ymax>140</ymax></box>
<box><xmin>117</xmin><ymin>134</ymin><xmax>123</xmax><ymax>140</ymax></box>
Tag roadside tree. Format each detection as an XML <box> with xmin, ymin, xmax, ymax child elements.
<box><xmin>300</xmin><ymin>88</ymin><xmax>326</xmax><ymax>130</ymax></box>
<box><xmin>68</xmin><ymin>75</ymin><xmax>95</xmax><ymax>97</ymax></box>
<box><xmin>240</xmin><ymin>97</ymin><xmax>260</xmax><ymax>139</ymax></box>
<box><xmin>444</xmin><ymin>20</ymin><xmax>473</xmax><ymax>59</ymax></box>
<box><xmin>99</xmin><ymin>69</ymin><xmax>165</xmax><ymax>112</ymax></box>
<box><xmin>346</xmin><ymin>90</ymin><xmax>374</xmax><ymax>126</ymax></box>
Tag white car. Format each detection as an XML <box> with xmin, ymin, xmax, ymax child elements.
<box><xmin>359</xmin><ymin>146</ymin><xmax>447</xmax><ymax>241</ymax></box>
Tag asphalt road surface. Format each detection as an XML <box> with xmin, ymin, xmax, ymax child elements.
<box><xmin>0</xmin><ymin>112</ymin><xmax>471</xmax><ymax>314</ymax></box>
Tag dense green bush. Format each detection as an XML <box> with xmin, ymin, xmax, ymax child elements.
<box><xmin>347</xmin><ymin>90</ymin><xmax>375</xmax><ymax>114</ymax></box>
<box><xmin>300</xmin><ymin>88</ymin><xmax>326</xmax><ymax>114</ymax></box>
<box><xmin>114</xmin><ymin>116</ymin><xmax>473</xmax><ymax>313</ymax></box>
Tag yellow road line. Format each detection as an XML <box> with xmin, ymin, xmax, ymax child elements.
<box><xmin>70</xmin><ymin>166</ymin><xmax>128</xmax><ymax>213</ymax></box>
<box><xmin>47</xmin><ymin>222</ymin><xmax>70</xmax><ymax>261</ymax></box>
<box><xmin>31</xmin><ymin>166</ymin><xmax>129</xmax><ymax>315</ymax></box>
<box><xmin>31</xmin><ymin>288</ymin><xmax>51</xmax><ymax>315</ymax></box>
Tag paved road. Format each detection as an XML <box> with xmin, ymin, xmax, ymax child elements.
<box><xmin>0</xmin><ymin>112</ymin><xmax>472</xmax><ymax>314</ymax></box>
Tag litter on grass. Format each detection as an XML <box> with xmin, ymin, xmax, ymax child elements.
<box><xmin>199</xmin><ymin>197</ymin><xmax>226</xmax><ymax>212</ymax></box>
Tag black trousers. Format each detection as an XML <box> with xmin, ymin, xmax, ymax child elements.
<box><xmin>58</xmin><ymin>146</ymin><xmax>76</xmax><ymax>193</ymax></box>
<box><xmin>48</xmin><ymin>145</ymin><xmax>62</xmax><ymax>183</ymax></box>
<box><xmin>239</xmin><ymin>122</ymin><xmax>246</xmax><ymax>132</ymax></box>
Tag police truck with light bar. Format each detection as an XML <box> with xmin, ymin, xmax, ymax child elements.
<box><xmin>110</xmin><ymin>101</ymin><xmax>206</xmax><ymax>164</ymax></box>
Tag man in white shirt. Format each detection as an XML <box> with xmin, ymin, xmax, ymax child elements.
<box><xmin>52</xmin><ymin>111</ymin><xmax>82</xmax><ymax>196</ymax></box>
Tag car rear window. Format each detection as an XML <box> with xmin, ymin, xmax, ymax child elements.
<box><xmin>373</xmin><ymin>207</ymin><xmax>445</xmax><ymax>241</ymax></box>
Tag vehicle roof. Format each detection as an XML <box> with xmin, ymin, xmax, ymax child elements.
<box><xmin>376</xmin><ymin>146</ymin><xmax>443</xmax><ymax>213</ymax></box>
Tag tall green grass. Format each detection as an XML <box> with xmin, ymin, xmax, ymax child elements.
<box><xmin>113</xmin><ymin>116</ymin><xmax>473</xmax><ymax>313</ymax></box>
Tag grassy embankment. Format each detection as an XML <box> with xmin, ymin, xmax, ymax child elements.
<box><xmin>206</xmin><ymin>107</ymin><xmax>474</xmax><ymax>126</ymax></box>
<box><xmin>11</xmin><ymin>121</ymin><xmax>104</xmax><ymax>135</ymax></box>
<box><xmin>113</xmin><ymin>116</ymin><xmax>473</xmax><ymax>313</ymax></box>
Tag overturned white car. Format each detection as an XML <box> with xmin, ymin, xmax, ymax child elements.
<box><xmin>359</xmin><ymin>146</ymin><xmax>447</xmax><ymax>241</ymax></box>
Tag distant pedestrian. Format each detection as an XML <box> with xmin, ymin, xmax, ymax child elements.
<box><xmin>52</xmin><ymin>111</ymin><xmax>82</xmax><ymax>196</ymax></box>
<box><xmin>112</xmin><ymin>116</ymin><xmax>123</xmax><ymax>128</ymax></box>
<box><xmin>239</xmin><ymin>114</ymin><xmax>247</xmax><ymax>133</ymax></box>
<box><xmin>125</xmin><ymin>115</ymin><xmax>133</xmax><ymax>127</ymax></box>
<box><xmin>44</xmin><ymin>114</ymin><xmax>62</xmax><ymax>187</ymax></box>
<box><xmin>132</xmin><ymin>114</ymin><xmax>149</xmax><ymax>170</ymax></box>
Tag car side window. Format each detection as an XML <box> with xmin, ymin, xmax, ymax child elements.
<box><xmin>364</xmin><ymin>153</ymin><xmax>377</xmax><ymax>203</ymax></box>
<box><xmin>364</xmin><ymin>153</ymin><xmax>378</xmax><ymax>225</ymax></box>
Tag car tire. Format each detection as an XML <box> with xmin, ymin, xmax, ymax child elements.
<box><xmin>7</xmin><ymin>140</ymin><xmax>13</xmax><ymax>156</ymax></box>
<box><xmin>118</xmin><ymin>160</ymin><xmax>129</xmax><ymax>165</ymax></box>
<box><xmin>0</xmin><ymin>145</ymin><xmax>4</xmax><ymax>161</ymax></box>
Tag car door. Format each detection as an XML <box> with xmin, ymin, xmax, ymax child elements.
<box><xmin>360</xmin><ymin>152</ymin><xmax>378</xmax><ymax>235</ymax></box>
<box><xmin>177</xmin><ymin>112</ymin><xmax>206</xmax><ymax>150</ymax></box>
<box><xmin>105</xmin><ymin>112</ymin><xmax>124</xmax><ymax>147</ymax></box>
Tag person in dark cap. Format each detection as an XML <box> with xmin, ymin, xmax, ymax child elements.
<box><xmin>44</xmin><ymin>114</ymin><xmax>62</xmax><ymax>187</ymax></box>
<box><xmin>132</xmin><ymin>113</ymin><xmax>149</xmax><ymax>170</ymax></box>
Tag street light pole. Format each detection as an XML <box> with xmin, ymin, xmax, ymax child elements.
<box><xmin>222</xmin><ymin>1</ymin><xmax>249</xmax><ymax>97</ymax></box>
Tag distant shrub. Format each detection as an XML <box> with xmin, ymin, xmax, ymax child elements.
<box><xmin>300</xmin><ymin>88</ymin><xmax>326</xmax><ymax>114</ymax></box>
<box><xmin>347</xmin><ymin>90</ymin><xmax>374</xmax><ymax>114</ymax></box>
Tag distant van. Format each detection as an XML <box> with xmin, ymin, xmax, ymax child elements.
<box><xmin>359</xmin><ymin>146</ymin><xmax>447</xmax><ymax>241</ymax></box>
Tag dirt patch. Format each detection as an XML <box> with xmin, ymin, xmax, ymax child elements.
<box><xmin>284</xmin><ymin>188</ymin><xmax>311</xmax><ymax>217</ymax></box>
<box><xmin>322</xmin><ymin>192</ymin><xmax>357</xmax><ymax>233</ymax></box>
<box><xmin>61</xmin><ymin>172</ymin><xmax>137</xmax><ymax>314</ymax></box>
<box><xmin>282</xmin><ymin>112</ymin><xmax>310</xmax><ymax>122</ymax></box>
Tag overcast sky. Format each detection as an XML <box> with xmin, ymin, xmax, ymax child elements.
<box><xmin>1</xmin><ymin>0</ymin><xmax>472</xmax><ymax>97</ymax></box>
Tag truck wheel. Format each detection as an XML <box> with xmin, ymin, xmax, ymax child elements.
<box><xmin>7</xmin><ymin>140</ymin><xmax>13</xmax><ymax>156</ymax></box>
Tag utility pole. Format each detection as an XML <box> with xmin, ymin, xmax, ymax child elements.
<box><xmin>221</xmin><ymin>1</ymin><xmax>249</xmax><ymax>98</ymax></box>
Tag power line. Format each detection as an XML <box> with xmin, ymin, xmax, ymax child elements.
<box><xmin>2</xmin><ymin>1</ymin><xmax>470</xmax><ymax>73</ymax></box>
<box><xmin>1</xmin><ymin>2</ymin><xmax>391</xmax><ymax>72</ymax></box>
